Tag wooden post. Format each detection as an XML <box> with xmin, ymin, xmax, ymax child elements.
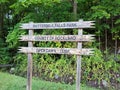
<box><xmin>76</xmin><ymin>20</ymin><xmax>83</xmax><ymax>90</ymax></box>
<box><xmin>27</xmin><ymin>23</ymin><xmax>34</xmax><ymax>90</ymax></box>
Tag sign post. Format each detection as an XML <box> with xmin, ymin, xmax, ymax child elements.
<box><xmin>76</xmin><ymin>20</ymin><xmax>83</xmax><ymax>90</ymax></box>
<box><xmin>27</xmin><ymin>23</ymin><xmax>34</xmax><ymax>90</ymax></box>
<box><xmin>19</xmin><ymin>20</ymin><xmax>95</xmax><ymax>90</ymax></box>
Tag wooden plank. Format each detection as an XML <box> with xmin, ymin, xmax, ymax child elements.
<box><xmin>27</xmin><ymin>29</ymin><xmax>33</xmax><ymax>90</ymax></box>
<box><xmin>20</xmin><ymin>35</ymin><xmax>94</xmax><ymax>42</ymax></box>
<box><xmin>20</xmin><ymin>21</ymin><xmax>95</xmax><ymax>29</ymax></box>
<box><xmin>76</xmin><ymin>28</ymin><xmax>82</xmax><ymax>90</ymax></box>
<box><xmin>19</xmin><ymin>47</ymin><xmax>94</xmax><ymax>55</ymax></box>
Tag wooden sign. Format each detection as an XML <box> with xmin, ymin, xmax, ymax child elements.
<box><xmin>20</xmin><ymin>35</ymin><xmax>94</xmax><ymax>42</ymax></box>
<box><xmin>19</xmin><ymin>20</ymin><xmax>95</xmax><ymax>90</ymax></box>
<box><xmin>19</xmin><ymin>47</ymin><xmax>94</xmax><ymax>55</ymax></box>
<box><xmin>20</xmin><ymin>21</ymin><xmax>95</xmax><ymax>29</ymax></box>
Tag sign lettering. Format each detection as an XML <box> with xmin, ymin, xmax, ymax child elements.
<box><xmin>20</xmin><ymin>21</ymin><xmax>94</xmax><ymax>29</ymax></box>
<box><xmin>19</xmin><ymin>47</ymin><xmax>94</xmax><ymax>55</ymax></box>
<box><xmin>20</xmin><ymin>35</ymin><xmax>94</xmax><ymax>41</ymax></box>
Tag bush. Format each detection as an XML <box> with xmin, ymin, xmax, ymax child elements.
<box><xmin>82</xmin><ymin>48</ymin><xmax>120</xmax><ymax>89</ymax></box>
<box><xmin>0</xmin><ymin>38</ymin><xmax>11</xmax><ymax>65</ymax></box>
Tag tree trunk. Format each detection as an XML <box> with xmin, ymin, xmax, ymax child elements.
<box><xmin>0</xmin><ymin>3</ymin><xmax>4</xmax><ymax>39</ymax></box>
<box><xmin>105</xmin><ymin>28</ymin><xmax>108</xmax><ymax>60</ymax></box>
<box><xmin>99</xmin><ymin>35</ymin><xmax>101</xmax><ymax>50</ymax></box>
<box><xmin>73</xmin><ymin>0</ymin><xmax>77</xmax><ymax>20</ymax></box>
<box><xmin>115</xmin><ymin>38</ymin><xmax>117</xmax><ymax>56</ymax></box>
<box><xmin>98</xmin><ymin>20</ymin><xmax>101</xmax><ymax>50</ymax></box>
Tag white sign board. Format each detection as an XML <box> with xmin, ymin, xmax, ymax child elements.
<box><xmin>19</xmin><ymin>47</ymin><xmax>94</xmax><ymax>55</ymax></box>
<box><xmin>20</xmin><ymin>35</ymin><xmax>94</xmax><ymax>42</ymax></box>
<box><xmin>20</xmin><ymin>21</ymin><xmax>94</xmax><ymax>29</ymax></box>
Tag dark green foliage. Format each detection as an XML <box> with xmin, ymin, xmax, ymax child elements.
<box><xmin>0</xmin><ymin>38</ymin><xmax>11</xmax><ymax>64</ymax></box>
<box><xmin>6</xmin><ymin>23</ymin><xmax>26</xmax><ymax>49</ymax></box>
<box><xmin>82</xmin><ymin>48</ymin><xmax>120</xmax><ymax>89</ymax></box>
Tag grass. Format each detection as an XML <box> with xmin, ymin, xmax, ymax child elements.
<box><xmin>0</xmin><ymin>72</ymin><xmax>99</xmax><ymax>90</ymax></box>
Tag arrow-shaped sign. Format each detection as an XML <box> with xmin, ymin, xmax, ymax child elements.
<box><xmin>20</xmin><ymin>35</ymin><xmax>95</xmax><ymax>42</ymax></box>
<box><xmin>20</xmin><ymin>21</ymin><xmax>95</xmax><ymax>29</ymax></box>
<box><xmin>19</xmin><ymin>47</ymin><xmax>94</xmax><ymax>55</ymax></box>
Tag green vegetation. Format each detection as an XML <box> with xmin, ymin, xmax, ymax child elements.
<box><xmin>0</xmin><ymin>0</ymin><xmax>120</xmax><ymax>89</ymax></box>
<box><xmin>0</xmin><ymin>72</ymin><xmax>98</xmax><ymax>90</ymax></box>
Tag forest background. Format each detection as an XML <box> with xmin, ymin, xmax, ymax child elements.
<box><xmin>0</xmin><ymin>0</ymin><xmax>120</xmax><ymax>89</ymax></box>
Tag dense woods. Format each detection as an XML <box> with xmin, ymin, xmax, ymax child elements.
<box><xmin>0</xmin><ymin>0</ymin><xmax>120</xmax><ymax>89</ymax></box>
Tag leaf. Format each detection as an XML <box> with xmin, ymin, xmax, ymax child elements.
<box><xmin>115</xmin><ymin>19</ymin><xmax>120</xmax><ymax>24</ymax></box>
